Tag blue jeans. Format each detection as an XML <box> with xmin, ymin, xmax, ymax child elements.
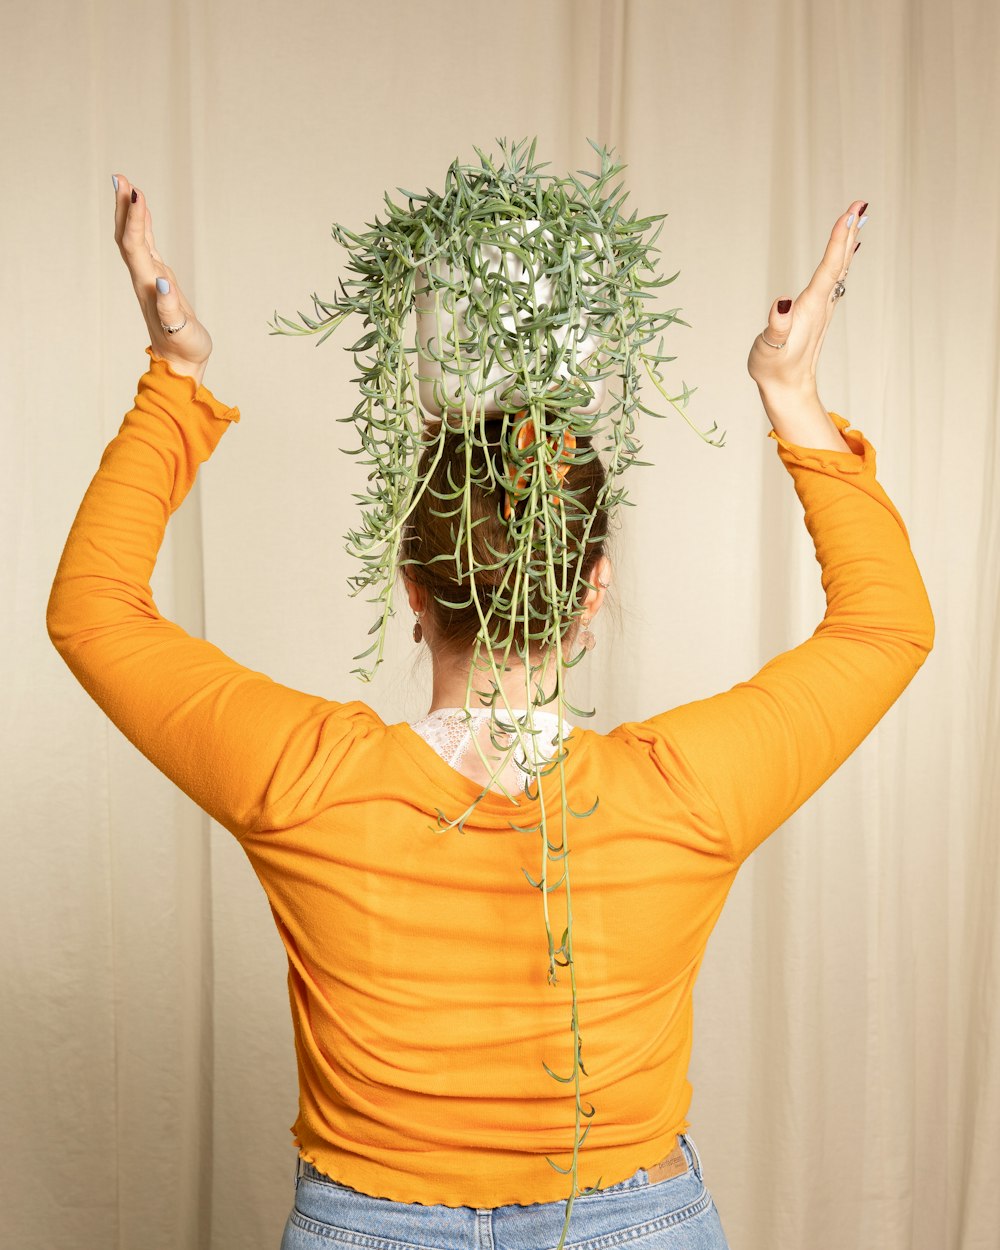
<box><xmin>280</xmin><ymin>1135</ymin><xmax>731</xmax><ymax>1249</ymax></box>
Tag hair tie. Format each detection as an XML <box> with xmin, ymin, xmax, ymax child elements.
<box><xmin>502</xmin><ymin>410</ymin><xmax>577</xmax><ymax>520</ymax></box>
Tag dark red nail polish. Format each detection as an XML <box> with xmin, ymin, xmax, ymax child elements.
<box><xmin>859</xmin><ymin>202</ymin><xmax>868</xmax><ymax>217</ymax></box>
<box><xmin>777</xmin><ymin>299</ymin><xmax>792</xmax><ymax>314</ymax></box>
<box><xmin>131</xmin><ymin>188</ymin><xmax>137</xmax><ymax>203</ymax></box>
<box><xmin>854</xmin><ymin>240</ymin><xmax>861</xmax><ymax>253</ymax></box>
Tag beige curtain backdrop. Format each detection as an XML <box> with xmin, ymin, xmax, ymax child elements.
<box><xmin>4</xmin><ymin>0</ymin><xmax>997</xmax><ymax>1246</ymax></box>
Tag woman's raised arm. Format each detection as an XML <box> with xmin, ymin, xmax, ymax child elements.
<box><xmin>46</xmin><ymin>177</ymin><xmax>375</xmax><ymax>841</ymax></box>
<box><xmin>611</xmin><ymin>201</ymin><xmax>934</xmax><ymax>866</ymax></box>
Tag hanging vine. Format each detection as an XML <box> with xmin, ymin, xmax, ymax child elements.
<box><xmin>269</xmin><ymin>136</ymin><xmax>724</xmax><ymax>1250</ymax></box>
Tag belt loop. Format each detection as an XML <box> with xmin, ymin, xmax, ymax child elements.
<box><xmin>683</xmin><ymin>1134</ymin><xmax>704</xmax><ymax>1182</ymax></box>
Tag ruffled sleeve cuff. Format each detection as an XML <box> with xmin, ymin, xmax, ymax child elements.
<box><xmin>143</xmin><ymin>345</ymin><xmax>241</xmax><ymax>424</ymax></box>
<box><xmin>767</xmin><ymin>411</ymin><xmax>872</xmax><ymax>475</ymax></box>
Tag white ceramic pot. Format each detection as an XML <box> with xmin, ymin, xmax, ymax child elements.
<box><xmin>414</xmin><ymin>218</ymin><xmax>609</xmax><ymax>419</ymax></box>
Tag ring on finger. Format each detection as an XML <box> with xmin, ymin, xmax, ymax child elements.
<box><xmin>831</xmin><ymin>278</ymin><xmax>847</xmax><ymax>301</ymax></box>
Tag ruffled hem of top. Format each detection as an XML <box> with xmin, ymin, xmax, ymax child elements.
<box><xmin>144</xmin><ymin>345</ymin><xmax>241</xmax><ymax>423</ymax></box>
<box><xmin>290</xmin><ymin>1129</ymin><xmax>686</xmax><ymax>1209</ymax></box>
<box><xmin>767</xmin><ymin>410</ymin><xmax>872</xmax><ymax>474</ymax></box>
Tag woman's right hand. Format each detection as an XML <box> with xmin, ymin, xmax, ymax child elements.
<box><xmin>747</xmin><ymin>200</ymin><xmax>869</xmax><ymax>396</ymax></box>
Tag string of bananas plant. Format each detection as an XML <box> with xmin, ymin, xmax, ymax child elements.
<box><xmin>268</xmin><ymin>136</ymin><xmax>724</xmax><ymax>1250</ymax></box>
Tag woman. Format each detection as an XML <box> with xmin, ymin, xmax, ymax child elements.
<box><xmin>47</xmin><ymin>177</ymin><xmax>933</xmax><ymax>1250</ymax></box>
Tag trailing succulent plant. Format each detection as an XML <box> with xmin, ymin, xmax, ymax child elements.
<box><xmin>269</xmin><ymin>136</ymin><xmax>723</xmax><ymax>1248</ymax></box>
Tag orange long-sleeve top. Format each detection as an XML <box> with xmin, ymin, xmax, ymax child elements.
<box><xmin>46</xmin><ymin>348</ymin><xmax>935</xmax><ymax>1207</ymax></box>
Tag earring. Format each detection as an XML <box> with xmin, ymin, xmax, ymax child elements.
<box><xmin>578</xmin><ymin>614</ymin><xmax>596</xmax><ymax>652</ymax></box>
<box><xmin>412</xmin><ymin>610</ymin><xmax>424</xmax><ymax>644</ymax></box>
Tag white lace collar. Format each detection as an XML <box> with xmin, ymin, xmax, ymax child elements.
<box><xmin>408</xmin><ymin>706</ymin><xmax>575</xmax><ymax>775</ymax></box>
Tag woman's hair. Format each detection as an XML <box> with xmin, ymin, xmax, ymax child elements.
<box><xmin>400</xmin><ymin>414</ymin><xmax>610</xmax><ymax>662</ymax></box>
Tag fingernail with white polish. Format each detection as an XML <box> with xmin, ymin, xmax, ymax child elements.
<box><xmin>156</xmin><ymin>277</ymin><xmax>170</xmax><ymax>294</ymax></box>
<box><xmin>112</xmin><ymin>174</ymin><xmax>119</xmax><ymax>192</ymax></box>
<box><xmin>857</xmin><ymin>215</ymin><xmax>869</xmax><ymax>230</ymax></box>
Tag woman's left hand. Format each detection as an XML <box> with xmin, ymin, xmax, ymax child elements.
<box><xmin>112</xmin><ymin>173</ymin><xmax>213</xmax><ymax>382</ymax></box>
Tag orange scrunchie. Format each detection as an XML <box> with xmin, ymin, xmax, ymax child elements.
<box><xmin>503</xmin><ymin>410</ymin><xmax>577</xmax><ymax>520</ymax></box>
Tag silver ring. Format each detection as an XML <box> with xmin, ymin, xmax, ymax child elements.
<box><xmin>160</xmin><ymin>316</ymin><xmax>188</xmax><ymax>334</ymax></box>
<box><xmin>760</xmin><ymin>333</ymin><xmax>786</xmax><ymax>349</ymax></box>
